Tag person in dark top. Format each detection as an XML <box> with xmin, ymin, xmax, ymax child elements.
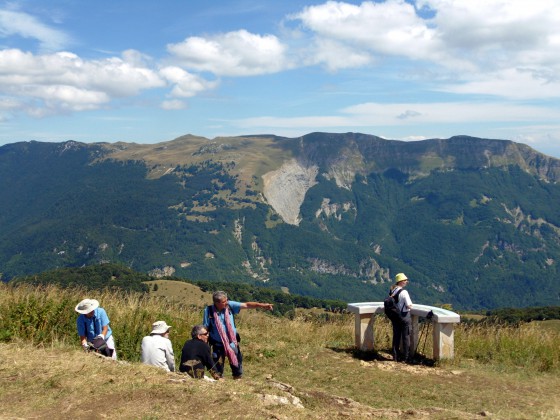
<box><xmin>389</xmin><ymin>273</ymin><xmax>414</xmax><ymax>363</ymax></box>
<box><xmin>179</xmin><ymin>324</ymin><xmax>220</xmax><ymax>380</ymax></box>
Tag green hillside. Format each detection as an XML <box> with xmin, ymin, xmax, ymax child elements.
<box><xmin>1</xmin><ymin>133</ymin><xmax>560</xmax><ymax>310</ymax></box>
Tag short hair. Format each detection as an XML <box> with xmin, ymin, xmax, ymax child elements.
<box><xmin>212</xmin><ymin>290</ymin><xmax>228</xmax><ymax>304</ymax></box>
<box><xmin>191</xmin><ymin>324</ymin><xmax>207</xmax><ymax>339</ymax></box>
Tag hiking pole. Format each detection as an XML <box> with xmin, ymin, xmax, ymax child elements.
<box><xmin>419</xmin><ymin>311</ymin><xmax>434</xmax><ymax>357</ymax></box>
<box><xmin>418</xmin><ymin>322</ymin><xmax>429</xmax><ymax>356</ymax></box>
<box><xmin>415</xmin><ymin>321</ymin><xmax>427</xmax><ymax>359</ymax></box>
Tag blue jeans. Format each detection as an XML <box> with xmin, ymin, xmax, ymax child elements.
<box><xmin>210</xmin><ymin>342</ymin><xmax>243</xmax><ymax>378</ymax></box>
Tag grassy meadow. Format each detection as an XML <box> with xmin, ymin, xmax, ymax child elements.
<box><xmin>1</xmin><ymin>281</ymin><xmax>559</xmax><ymax>419</ymax></box>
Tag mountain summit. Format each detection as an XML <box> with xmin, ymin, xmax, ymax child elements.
<box><xmin>1</xmin><ymin>133</ymin><xmax>559</xmax><ymax>309</ymax></box>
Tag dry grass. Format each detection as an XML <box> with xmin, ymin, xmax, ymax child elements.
<box><xmin>144</xmin><ymin>280</ymin><xmax>212</xmax><ymax>308</ymax></box>
<box><xmin>535</xmin><ymin>319</ymin><xmax>560</xmax><ymax>333</ymax></box>
<box><xmin>453</xmin><ymin>321</ymin><xmax>560</xmax><ymax>372</ymax></box>
<box><xmin>103</xmin><ymin>135</ymin><xmax>293</xmax><ymax>188</ymax></box>
<box><xmin>1</xmin><ymin>282</ymin><xmax>560</xmax><ymax>419</ymax></box>
<box><xmin>0</xmin><ymin>341</ymin><xmax>309</xmax><ymax>420</ymax></box>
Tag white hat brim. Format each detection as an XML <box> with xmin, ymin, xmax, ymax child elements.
<box><xmin>75</xmin><ymin>299</ymin><xmax>99</xmax><ymax>314</ymax></box>
<box><xmin>150</xmin><ymin>322</ymin><xmax>171</xmax><ymax>334</ymax></box>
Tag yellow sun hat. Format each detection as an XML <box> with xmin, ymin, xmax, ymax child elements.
<box><xmin>394</xmin><ymin>273</ymin><xmax>408</xmax><ymax>283</ymax></box>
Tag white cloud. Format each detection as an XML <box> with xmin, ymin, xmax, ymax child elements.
<box><xmin>2</xmin><ymin>0</ymin><xmax>560</xmax><ymax>150</ymax></box>
<box><xmin>161</xmin><ymin>99</ymin><xmax>187</xmax><ymax>110</ymax></box>
<box><xmin>0</xmin><ymin>9</ymin><xmax>70</xmax><ymax>51</ymax></box>
<box><xmin>439</xmin><ymin>68</ymin><xmax>560</xmax><ymax>99</ymax></box>
<box><xmin>513</xmin><ymin>128</ymin><xmax>560</xmax><ymax>145</ymax></box>
<box><xmin>307</xmin><ymin>38</ymin><xmax>374</xmax><ymax>70</ymax></box>
<box><xmin>292</xmin><ymin>0</ymin><xmax>560</xmax><ymax>69</ymax></box>
<box><xmin>401</xmin><ymin>135</ymin><xmax>429</xmax><ymax>141</ymax></box>
<box><xmin>0</xmin><ymin>49</ymin><xmax>165</xmax><ymax>115</ymax></box>
<box><xmin>421</xmin><ymin>0</ymin><xmax>560</xmax><ymax>71</ymax></box>
<box><xmin>234</xmin><ymin>101</ymin><xmax>559</xmax><ymax>131</ymax></box>
<box><xmin>289</xmin><ymin>0</ymin><xmax>560</xmax><ymax>95</ymax></box>
<box><xmin>167</xmin><ymin>29</ymin><xmax>291</xmax><ymax>76</ymax></box>
<box><xmin>0</xmin><ymin>96</ymin><xmax>23</xmax><ymax>121</ymax></box>
<box><xmin>291</xmin><ymin>0</ymin><xmax>443</xmax><ymax>70</ymax></box>
<box><xmin>342</xmin><ymin>101</ymin><xmax>560</xmax><ymax>125</ymax></box>
<box><xmin>121</xmin><ymin>49</ymin><xmax>154</xmax><ymax>68</ymax></box>
<box><xmin>159</xmin><ymin>66</ymin><xmax>218</xmax><ymax>98</ymax></box>
<box><xmin>30</xmin><ymin>85</ymin><xmax>108</xmax><ymax>108</ymax></box>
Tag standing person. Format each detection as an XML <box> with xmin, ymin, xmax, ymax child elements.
<box><xmin>141</xmin><ymin>321</ymin><xmax>175</xmax><ymax>372</ymax></box>
<box><xmin>203</xmin><ymin>290</ymin><xmax>273</xmax><ymax>379</ymax></box>
<box><xmin>75</xmin><ymin>298</ymin><xmax>117</xmax><ymax>360</ymax></box>
<box><xmin>389</xmin><ymin>273</ymin><xmax>413</xmax><ymax>363</ymax></box>
<box><xmin>179</xmin><ymin>324</ymin><xmax>220</xmax><ymax>380</ymax></box>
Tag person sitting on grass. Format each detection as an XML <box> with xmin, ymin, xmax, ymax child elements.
<box><xmin>180</xmin><ymin>324</ymin><xmax>221</xmax><ymax>380</ymax></box>
<box><xmin>141</xmin><ymin>320</ymin><xmax>175</xmax><ymax>372</ymax></box>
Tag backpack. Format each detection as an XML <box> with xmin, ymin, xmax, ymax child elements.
<box><xmin>79</xmin><ymin>314</ymin><xmax>113</xmax><ymax>357</ymax></box>
<box><xmin>88</xmin><ymin>336</ymin><xmax>113</xmax><ymax>357</ymax></box>
<box><xmin>384</xmin><ymin>289</ymin><xmax>404</xmax><ymax>321</ymax></box>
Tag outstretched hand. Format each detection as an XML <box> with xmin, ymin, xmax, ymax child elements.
<box><xmin>243</xmin><ymin>301</ymin><xmax>274</xmax><ymax>311</ymax></box>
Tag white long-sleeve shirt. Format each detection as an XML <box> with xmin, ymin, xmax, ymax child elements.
<box><xmin>141</xmin><ymin>334</ymin><xmax>175</xmax><ymax>372</ymax></box>
<box><xmin>393</xmin><ymin>287</ymin><xmax>413</xmax><ymax>313</ymax></box>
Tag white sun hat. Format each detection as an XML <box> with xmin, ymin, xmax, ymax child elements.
<box><xmin>150</xmin><ymin>320</ymin><xmax>172</xmax><ymax>334</ymax></box>
<box><xmin>75</xmin><ymin>298</ymin><xmax>99</xmax><ymax>314</ymax></box>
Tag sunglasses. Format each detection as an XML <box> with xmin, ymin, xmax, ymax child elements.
<box><xmin>200</xmin><ymin>332</ymin><xmax>209</xmax><ymax>336</ymax></box>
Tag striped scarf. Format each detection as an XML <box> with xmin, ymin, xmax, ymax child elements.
<box><xmin>212</xmin><ymin>305</ymin><xmax>239</xmax><ymax>367</ymax></box>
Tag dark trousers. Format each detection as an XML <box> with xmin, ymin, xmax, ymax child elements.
<box><xmin>391</xmin><ymin>312</ymin><xmax>412</xmax><ymax>362</ymax></box>
<box><xmin>210</xmin><ymin>342</ymin><xmax>243</xmax><ymax>378</ymax></box>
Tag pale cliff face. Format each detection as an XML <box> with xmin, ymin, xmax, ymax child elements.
<box><xmin>262</xmin><ymin>159</ymin><xmax>319</xmax><ymax>225</ymax></box>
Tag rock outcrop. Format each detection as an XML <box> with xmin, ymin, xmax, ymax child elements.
<box><xmin>262</xmin><ymin>159</ymin><xmax>318</xmax><ymax>225</ymax></box>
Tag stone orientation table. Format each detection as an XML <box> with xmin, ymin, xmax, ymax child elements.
<box><xmin>347</xmin><ymin>302</ymin><xmax>461</xmax><ymax>360</ymax></box>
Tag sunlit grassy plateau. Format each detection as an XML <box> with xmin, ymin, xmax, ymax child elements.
<box><xmin>1</xmin><ymin>281</ymin><xmax>559</xmax><ymax>419</ymax></box>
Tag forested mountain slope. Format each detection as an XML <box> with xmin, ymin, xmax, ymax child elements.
<box><xmin>1</xmin><ymin>133</ymin><xmax>559</xmax><ymax>309</ymax></box>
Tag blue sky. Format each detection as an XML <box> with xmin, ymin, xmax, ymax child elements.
<box><xmin>1</xmin><ymin>0</ymin><xmax>560</xmax><ymax>158</ymax></box>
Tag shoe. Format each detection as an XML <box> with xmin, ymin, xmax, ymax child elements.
<box><xmin>233</xmin><ymin>375</ymin><xmax>243</xmax><ymax>380</ymax></box>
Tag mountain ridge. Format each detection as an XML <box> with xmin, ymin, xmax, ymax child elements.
<box><xmin>93</xmin><ymin>132</ymin><xmax>560</xmax><ymax>183</ymax></box>
<box><xmin>1</xmin><ymin>133</ymin><xmax>559</xmax><ymax>309</ymax></box>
